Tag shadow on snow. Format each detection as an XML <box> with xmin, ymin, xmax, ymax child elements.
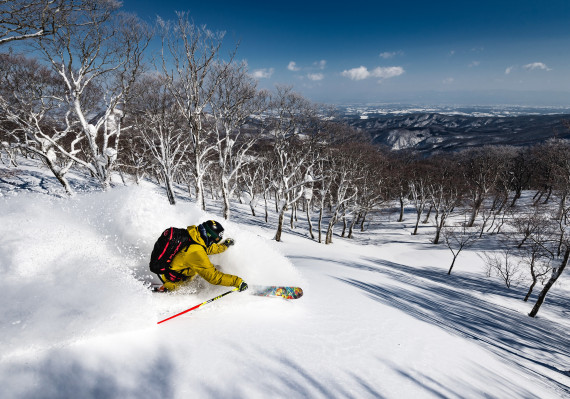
<box><xmin>290</xmin><ymin>254</ymin><xmax>570</xmax><ymax>395</ymax></box>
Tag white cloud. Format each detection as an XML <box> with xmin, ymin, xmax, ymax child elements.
<box><xmin>371</xmin><ymin>66</ymin><xmax>404</xmax><ymax>79</ymax></box>
<box><xmin>523</xmin><ymin>62</ymin><xmax>551</xmax><ymax>71</ymax></box>
<box><xmin>443</xmin><ymin>77</ymin><xmax>455</xmax><ymax>84</ymax></box>
<box><xmin>314</xmin><ymin>60</ymin><xmax>327</xmax><ymax>70</ymax></box>
<box><xmin>468</xmin><ymin>61</ymin><xmax>480</xmax><ymax>67</ymax></box>
<box><xmin>288</xmin><ymin>60</ymin><xmax>326</xmax><ymax>72</ymax></box>
<box><xmin>342</xmin><ymin>66</ymin><xmax>404</xmax><ymax>81</ymax></box>
<box><xmin>379</xmin><ymin>51</ymin><xmax>403</xmax><ymax>59</ymax></box>
<box><xmin>252</xmin><ymin>68</ymin><xmax>274</xmax><ymax>79</ymax></box>
<box><xmin>505</xmin><ymin>66</ymin><xmax>515</xmax><ymax>75</ymax></box>
<box><xmin>307</xmin><ymin>73</ymin><xmax>324</xmax><ymax>81</ymax></box>
<box><xmin>341</xmin><ymin>66</ymin><xmax>370</xmax><ymax>80</ymax></box>
<box><xmin>287</xmin><ymin>61</ymin><xmax>300</xmax><ymax>71</ymax></box>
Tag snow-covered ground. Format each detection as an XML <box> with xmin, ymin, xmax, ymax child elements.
<box><xmin>1</xmin><ymin>159</ymin><xmax>569</xmax><ymax>398</ymax></box>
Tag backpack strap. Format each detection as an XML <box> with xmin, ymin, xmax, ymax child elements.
<box><xmin>160</xmin><ymin>231</ymin><xmax>205</xmax><ymax>283</ymax></box>
<box><xmin>164</xmin><ymin>270</ymin><xmax>187</xmax><ymax>283</ymax></box>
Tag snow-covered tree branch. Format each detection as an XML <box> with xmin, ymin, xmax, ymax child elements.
<box><xmin>34</xmin><ymin>2</ymin><xmax>150</xmax><ymax>190</ymax></box>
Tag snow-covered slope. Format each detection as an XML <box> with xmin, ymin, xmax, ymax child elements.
<box><xmin>1</xmin><ymin>161</ymin><xmax>569</xmax><ymax>398</ymax></box>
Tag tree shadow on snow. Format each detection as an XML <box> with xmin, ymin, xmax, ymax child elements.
<box><xmin>200</xmin><ymin>345</ymin><xmax>388</xmax><ymax>399</ymax></box>
<box><xmin>0</xmin><ymin>168</ymin><xmax>99</xmax><ymax>196</ymax></box>
<box><xmin>377</xmin><ymin>358</ymin><xmax>547</xmax><ymax>399</ymax></box>
<box><xmin>319</xmin><ymin>255</ymin><xmax>570</xmax><ymax>394</ymax></box>
<box><xmin>4</xmin><ymin>351</ymin><xmax>177</xmax><ymax>399</ymax></box>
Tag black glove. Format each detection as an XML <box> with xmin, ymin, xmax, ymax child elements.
<box><xmin>238</xmin><ymin>281</ymin><xmax>248</xmax><ymax>292</ymax></box>
<box><xmin>222</xmin><ymin>238</ymin><xmax>235</xmax><ymax>247</ymax></box>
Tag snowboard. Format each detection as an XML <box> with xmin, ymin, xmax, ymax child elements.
<box><xmin>250</xmin><ymin>285</ymin><xmax>303</xmax><ymax>300</ymax></box>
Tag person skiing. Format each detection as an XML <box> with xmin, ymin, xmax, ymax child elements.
<box><xmin>154</xmin><ymin>220</ymin><xmax>248</xmax><ymax>293</ymax></box>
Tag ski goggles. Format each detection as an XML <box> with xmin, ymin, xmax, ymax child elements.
<box><xmin>204</xmin><ymin>225</ymin><xmax>223</xmax><ymax>242</ymax></box>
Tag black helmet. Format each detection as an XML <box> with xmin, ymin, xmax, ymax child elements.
<box><xmin>200</xmin><ymin>220</ymin><xmax>224</xmax><ymax>245</ymax></box>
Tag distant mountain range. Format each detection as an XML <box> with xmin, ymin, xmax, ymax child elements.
<box><xmin>339</xmin><ymin>106</ymin><xmax>570</xmax><ymax>154</ymax></box>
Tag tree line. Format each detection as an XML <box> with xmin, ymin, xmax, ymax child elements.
<box><xmin>1</xmin><ymin>1</ymin><xmax>570</xmax><ymax>317</ymax></box>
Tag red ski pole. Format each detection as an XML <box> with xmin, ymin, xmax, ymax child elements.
<box><xmin>157</xmin><ymin>287</ymin><xmax>239</xmax><ymax>325</ymax></box>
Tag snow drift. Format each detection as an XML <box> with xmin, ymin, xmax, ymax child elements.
<box><xmin>0</xmin><ymin>185</ymin><xmax>303</xmax><ymax>358</ymax></box>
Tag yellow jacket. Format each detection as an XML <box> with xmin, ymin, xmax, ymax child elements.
<box><xmin>161</xmin><ymin>225</ymin><xmax>242</xmax><ymax>291</ymax></box>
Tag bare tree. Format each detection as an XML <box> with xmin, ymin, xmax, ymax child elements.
<box><xmin>0</xmin><ymin>0</ymin><xmax>85</xmax><ymax>45</ymax></box>
<box><xmin>477</xmin><ymin>191</ymin><xmax>510</xmax><ymax>237</ymax></box>
<box><xmin>209</xmin><ymin>61</ymin><xmax>267</xmax><ymax>219</ymax></box>
<box><xmin>428</xmin><ymin>156</ymin><xmax>463</xmax><ymax>244</ymax></box>
<box><xmin>324</xmin><ymin>148</ymin><xmax>359</xmax><ymax>244</ymax></box>
<box><xmin>527</xmin><ymin>135</ymin><xmax>570</xmax><ymax>316</ymax></box>
<box><xmin>348</xmin><ymin>146</ymin><xmax>390</xmax><ymax>237</ymax></box>
<box><xmin>118</xmin><ymin>134</ymin><xmax>152</xmax><ymax>184</ymax></box>
<box><xmin>528</xmin><ymin>196</ymin><xmax>570</xmax><ymax>316</ymax></box>
<box><xmin>528</xmin><ymin>245</ymin><xmax>569</xmax><ymax>317</ymax></box>
<box><xmin>512</xmin><ymin>212</ymin><xmax>554</xmax><ymax>302</ymax></box>
<box><xmin>480</xmin><ymin>244</ymin><xmax>523</xmax><ymax>289</ymax></box>
<box><xmin>132</xmin><ymin>74</ymin><xmax>189</xmax><ymax>204</ymax></box>
<box><xmin>529</xmin><ymin>139</ymin><xmax>565</xmax><ymax>206</ymax></box>
<box><xmin>268</xmin><ymin>86</ymin><xmax>318</xmax><ymax>242</ymax></box>
<box><xmin>35</xmin><ymin>2</ymin><xmax>151</xmax><ymax>190</ymax></box>
<box><xmin>547</xmin><ymin>140</ymin><xmax>570</xmax><ymax>222</ymax></box>
<box><xmin>0</xmin><ymin>52</ymin><xmax>78</xmax><ymax>195</ymax></box>
<box><xmin>461</xmin><ymin>146</ymin><xmax>505</xmax><ymax>227</ymax></box>
<box><xmin>303</xmin><ymin>172</ymin><xmax>316</xmax><ymax>239</ymax></box>
<box><xmin>240</xmin><ymin>158</ymin><xmax>267</xmax><ymax>217</ymax></box>
<box><xmin>160</xmin><ymin>12</ymin><xmax>235</xmax><ymax>210</ymax></box>
<box><xmin>409</xmin><ymin>160</ymin><xmax>432</xmax><ymax>235</ymax></box>
<box><xmin>0</xmin><ymin>140</ymin><xmax>19</xmax><ymax>166</ymax></box>
<box><xmin>314</xmin><ymin>154</ymin><xmax>333</xmax><ymax>243</ymax></box>
<box><xmin>508</xmin><ymin>147</ymin><xmax>533</xmax><ymax>207</ymax></box>
<box><xmin>443</xmin><ymin>219</ymin><xmax>478</xmax><ymax>275</ymax></box>
<box><xmin>389</xmin><ymin>151</ymin><xmax>414</xmax><ymax>223</ymax></box>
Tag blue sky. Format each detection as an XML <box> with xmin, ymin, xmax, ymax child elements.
<box><xmin>121</xmin><ymin>0</ymin><xmax>570</xmax><ymax>106</ymax></box>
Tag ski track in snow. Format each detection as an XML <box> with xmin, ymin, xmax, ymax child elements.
<box><xmin>0</xmin><ymin>159</ymin><xmax>569</xmax><ymax>398</ymax></box>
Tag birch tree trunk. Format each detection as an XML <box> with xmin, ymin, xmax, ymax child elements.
<box><xmin>529</xmin><ymin>246</ymin><xmax>569</xmax><ymax>317</ymax></box>
<box><xmin>306</xmin><ymin>199</ymin><xmax>315</xmax><ymax>239</ymax></box>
